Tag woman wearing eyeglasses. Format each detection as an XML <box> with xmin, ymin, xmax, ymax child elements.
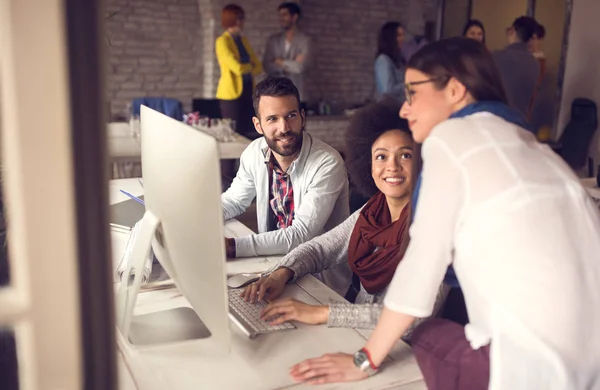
<box><xmin>289</xmin><ymin>37</ymin><xmax>600</xmax><ymax>390</ymax></box>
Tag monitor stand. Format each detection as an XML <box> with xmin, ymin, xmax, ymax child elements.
<box><xmin>116</xmin><ymin>211</ymin><xmax>212</xmax><ymax>347</ymax></box>
<box><xmin>128</xmin><ymin>307</ymin><xmax>211</xmax><ymax>346</ymax></box>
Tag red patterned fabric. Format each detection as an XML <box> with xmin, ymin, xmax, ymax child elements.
<box><xmin>347</xmin><ymin>192</ymin><xmax>410</xmax><ymax>294</ymax></box>
<box><xmin>266</xmin><ymin>151</ymin><xmax>295</xmax><ymax>229</ymax></box>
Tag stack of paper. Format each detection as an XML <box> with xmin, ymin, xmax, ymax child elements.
<box><xmin>115</xmin><ymin>220</ymin><xmax>153</xmax><ymax>284</ymax></box>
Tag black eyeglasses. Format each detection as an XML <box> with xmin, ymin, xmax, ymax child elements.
<box><xmin>404</xmin><ymin>76</ymin><xmax>447</xmax><ymax>105</ymax></box>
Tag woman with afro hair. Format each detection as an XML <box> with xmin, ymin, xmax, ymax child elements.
<box><xmin>241</xmin><ymin>100</ymin><xmax>448</xmax><ymax>336</ymax></box>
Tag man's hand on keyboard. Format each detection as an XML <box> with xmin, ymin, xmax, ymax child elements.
<box><xmin>241</xmin><ymin>268</ymin><xmax>293</xmax><ymax>303</ymax></box>
<box><xmin>261</xmin><ymin>298</ymin><xmax>329</xmax><ymax>325</ymax></box>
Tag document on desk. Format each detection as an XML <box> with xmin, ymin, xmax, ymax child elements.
<box><xmin>115</xmin><ymin>221</ymin><xmax>154</xmax><ymax>284</ymax></box>
<box><xmin>223</xmin><ymin>221</ymin><xmax>250</xmax><ymax>238</ymax></box>
<box><xmin>226</xmin><ymin>256</ymin><xmax>280</xmax><ymax>276</ymax></box>
<box><xmin>110</xmin><ymin>196</ymin><xmax>145</xmax><ymax>229</ymax></box>
<box><xmin>223</xmin><ymin>220</ymin><xmax>282</xmax><ymax>275</ymax></box>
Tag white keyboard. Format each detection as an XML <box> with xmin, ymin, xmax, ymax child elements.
<box><xmin>228</xmin><ymin>289</ymin><xmax>296</xmax><ymax>338</ymax></box>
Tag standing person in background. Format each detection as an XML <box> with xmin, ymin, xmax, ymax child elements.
<box><xmin>528</xmin><ymin>23</ymin><xmax>552</xmax><ymax>135</ymax></box>
<box><xmin>529</xmin><ymin>23</ymin><xmax>547</xmax><ymax>77</ymax></box>
<box><xmin>463</xmin><ymin>19</ymin><xmax>486</xmax><ymax>45</ymax></box>
<box><xmin>492</xmin><ymin>16</ymin><xmax>540</xmax><ymax>117</ymax></box>
<box><xmin>263</xmin><ymin>2</ymin><xmax>312</xmax><ymax>105</ymax></box>
<box><xmin>374</xmin><ymin>22</ymin><xmax>406</xmax><ymax>104</ymax></box>
<box><xmin>401</xmin><ymin>27</ymin><xmax>430</xmax><ymax>64</ymax></box>
<box><xmin>216</xmin><ymin>3</ymin><xmax>262</xmax><ymax>138</ymax></box>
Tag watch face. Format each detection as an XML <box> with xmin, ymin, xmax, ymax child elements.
<box><xmin>353</xmin><ymin>351</ymin><xmax>369</xmax><ymax>370</ymax></box>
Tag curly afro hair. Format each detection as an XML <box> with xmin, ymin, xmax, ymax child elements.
<box><xmin>345</xmin><ymin>99</ymin><xmax>412</xmax><ymax>198</ymax></box>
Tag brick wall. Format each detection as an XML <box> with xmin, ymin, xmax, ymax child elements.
<box><xmin>105</xmin><ymin>0</ymin><xmax>438</xmax><ymax>119</ymax></box>
<box><xmin>105</xmin><ymin>0</ymin><xmax>203</xmax><ymax>118</ymax></box>
<box><xmin>301</xmin><ymin>0</ymin><xmax>414</xmax><ymax>105</ymax></box>
<box><xmin>305</xmin><ymin>116</ymin><xmax>351</xmax><ymax>155</ymax></box>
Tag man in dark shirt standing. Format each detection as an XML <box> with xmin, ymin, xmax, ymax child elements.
<box><xmin>492</xmin><ymin>16</ymin><xmax>540</xmax><ymax>118</ymax></box>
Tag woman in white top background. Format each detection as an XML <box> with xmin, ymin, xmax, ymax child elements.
<box><xmin>374</xmin><ymin>22</ymin><xmax>406</xmax><ymax>104</ymax></box>
<box><xmin>288</xmin><ymin>37</ymin><xmax>600</xmax><ymax>389</ymax></box>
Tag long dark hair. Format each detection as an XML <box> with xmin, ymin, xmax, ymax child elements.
<box><xmin>377</xmin><ymin>21</ymin><xmax>404</xmax><ymax>66</ymax></box>
<box><xmin>407</xmin><ymin>37</ymin><xmax>507</xmax><ymax>104</ymax></box>
<box><xmin>462</xmin><ymin>19</ymin><xmax>485</xmax><ymax>44</ymax></box>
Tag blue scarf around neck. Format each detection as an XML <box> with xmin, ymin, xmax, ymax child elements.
<box><xmin>411</xmin><ymin>101</ymin><xmax>531</xmax><ymax>288</ymax></box>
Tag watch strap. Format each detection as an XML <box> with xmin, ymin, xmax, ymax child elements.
<box><xmin>360</xmin><ymin>348</ymin><xmax>379</xmax><ymax>371</ymax></box>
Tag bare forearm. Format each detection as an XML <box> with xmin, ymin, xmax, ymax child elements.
<box><xmin>364</xmin><ymin>307</ymin><xmax>415</xmax><ymax>367</ymax></box>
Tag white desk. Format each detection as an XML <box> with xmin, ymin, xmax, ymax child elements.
<box><xmin>581</xmin><ymin>178</ymin><xmax>600</xmax><ymax>211</ymax></box>
<box><xmin>108</xmin><ymin>122</ymin><xmax>251</xmax><ymax>179</ymax></box>
<box><xmin>581</xmin><ymin>177</ymin><xmax>600</xmax><ymax>198</ymax></box>
<box><xmin>109</xmin><ymin>179</ymin><xmax>282</xmax><ymax>276</ymax></box>
<box><xmin>109</xmin><ymin>178</ymin><xmax>425</xmax><ymax>390</ymax></box>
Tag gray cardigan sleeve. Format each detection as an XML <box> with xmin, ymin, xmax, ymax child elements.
<box><xmin>328</xmin><ymin>301</ymin><xmax>382</xmax><ymax>329</ymax></box>
<box><xmin>327</xmin><ymin>282</ymin><xmax>450</xmax><ymax>335</ymax></box>
<box><xmin>268</xmin><ymin>208</ymin><xmax>362</xmax><ymax>281</ymax></box>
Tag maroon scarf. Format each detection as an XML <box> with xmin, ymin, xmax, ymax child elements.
<box><xmin>347</xmin><ymin>192</ymin><xmax>410</xmax><ymax>294</ymax></box>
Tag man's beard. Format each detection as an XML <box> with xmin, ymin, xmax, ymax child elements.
<box><xmin>264</xmin><ymin>129</ymin><xmax>303</xmax><ymax>157</ymax></box>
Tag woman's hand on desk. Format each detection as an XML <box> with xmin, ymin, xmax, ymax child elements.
<box><xmin>261</xmin><ymin>298</ymin><xmax>329</xmax><ymax>325</ymax></box>
<box><xmin>241</xmin><ymin>268</ymin><xmax>293</xmax><ymax>303</ymax></box>
<box><xmin>289</xmin><ymin>353</ymin><xmax>367</xmax><ymax>384</ymax></box>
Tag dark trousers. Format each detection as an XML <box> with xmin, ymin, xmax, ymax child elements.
<box><xmin>411</xmin><ymin>318</ymin><xmax>490</xmax><ymax>390</ymax></box>
<box><xmin>219</xmin><ymin>80</ymin><xmax>255</xmax><ymax>190</ymax></box>
<box><xmin>442</xmin><ymin>287</ymin><xmax>469</xmax><ymax>326</ymax></box>
<box><xmin>219</xmin><ymin>79</ymin><xmax>255</xmax><ymax>137</ymax></box>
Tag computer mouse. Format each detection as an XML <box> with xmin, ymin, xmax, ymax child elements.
<box><xmin>227</xmin><ymin>273</ymin><xmax>260</xmax><ymax>289</ymax></box>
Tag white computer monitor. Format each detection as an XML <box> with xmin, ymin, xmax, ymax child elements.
<box><xmin>115</xmin><ymin>106</ymin><xmax>230</xmax><ymax>355</ymax></box>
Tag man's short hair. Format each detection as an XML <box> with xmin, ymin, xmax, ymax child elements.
<box><xmin>253</xmin><ymin>76</ymin><xmax>301</xmax><ymax>117</ymax></box>
<box><xmin>278</xmin><ymin>2</ymin><xmax>301</xmax><ymax>18</ymax></box>
<box><xmin>534</xmin><ymin>23</ymin><xmax>546</xmax><ymax>39</ymax></box>
<box><xmin>512</xmin><ymin>16</ymin><xmax>538</xmax><ymax>43</ymax></box>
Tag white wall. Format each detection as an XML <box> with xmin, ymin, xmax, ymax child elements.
<box><xmin>558</xmin><ymin>0</ymin><xmax>600</xmax><ymax>174</ymax></box>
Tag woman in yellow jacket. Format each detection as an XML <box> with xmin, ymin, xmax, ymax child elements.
<box><xmin>216</xmin><ymin>4</ymin><xmax>262</xmax><ymax>137</ymax></box>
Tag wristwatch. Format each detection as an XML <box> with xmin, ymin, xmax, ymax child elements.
<box><xmin>353</xmin><ymin>348</ymin><xmax>379</xmax><ymax>376</ymax></box>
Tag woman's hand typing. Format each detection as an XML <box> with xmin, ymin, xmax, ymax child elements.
<box><xmin>240</xmin><ymin>267</ymin><xmax>293</xmax><ymax>303</ymax></box>
<box><xmin>261</xmin><ymin>298</ymin><xmax>329</xmax><ymax>325</ymax></box>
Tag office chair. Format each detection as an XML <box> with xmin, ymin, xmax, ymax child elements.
<box><xmin>131</xmin><ymin>97</ymin><xmax>184</xmax><ymax>121</ymax></box>
<box><xmin>192</xmin><ymin>98</ymin><xmax>223</xmax><ymax>119</ymax></box>
<box><xmin>554</xmin><ymin>98</ymin><xmax>597</xmax><ymax>176</ymax></box>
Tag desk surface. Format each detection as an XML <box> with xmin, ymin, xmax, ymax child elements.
<box><xmin>109</xmin><ymin>179</ymin><xmax>282</xmax><ymax>276</ymax></box>
<box><xmin>581</xmin><ymin>177</ymin><xmax>600</xmax><ymax>198</ymax></box>
<box><xmin>109</xmin><ymin>178</ymin><xmax>424</xmax><ymax>390</ymax></box>
<box><xmin>107</xmin><ymin>122</ymin><xmax>251</xmax><ymax>160</ymax></box>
